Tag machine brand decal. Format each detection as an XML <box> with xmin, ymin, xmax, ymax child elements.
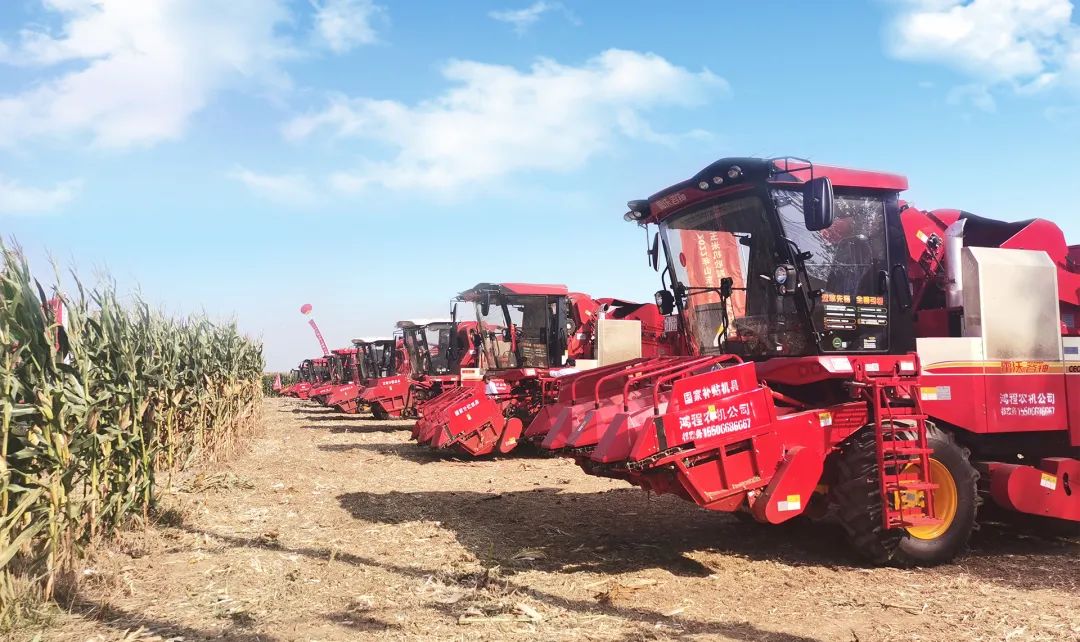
<box><xmin>999</xmin><ymin>392</ymin><xmax>1056</xmax><ymax>417</ymax></box>
<box><xmin>1000</xmin><ymin>361</ymin><xmax>1050</xmax><ymax>374</ymax></box>
<box><xmin>817</xmin><ymin>412</ymin><xmax>832</xmax><ymax>427</ymax></box>
<box><xmin>653</xmin><ymin>192</ymin><xmax>688</xmax><ymax>212</ymax></box>
<box><xmin>454</xmin><ymin>399</ymin><xmax>481</xmax><ymax>417</ymax></box>
<box><xmin>777</xmin><ymin>495</ymin><xmax>801</xmax><ymax>512</ymax></box>
<box><xmin>681</xmin><ymin>378</ymin><xmax>740</xmax><ymax>406</ymax></box>
<box><xmin>1040</xmin><ymin>473</ymin><xmax>1058</xmax><ymax>490</ymax></box>
<box><xmin>864</xmin><ymin>363</ymin><xmax>880</xmax><ymax>372</ymax></box>
<box><xmin>677</xmin><ymin>402</ymin><xmax>752</xmax><ymax>442</ymax></box>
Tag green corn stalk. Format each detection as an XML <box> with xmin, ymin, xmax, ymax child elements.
<box><xmin>0</xmin><ymin>240</ymin><xmax>264</xmax><ymax>622</ymax></box>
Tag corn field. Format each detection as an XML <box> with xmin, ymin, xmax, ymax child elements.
<box><xmin>0</xmin><ymin>242</ymin><xmax>263</xmax><ymax>619</ymax></box>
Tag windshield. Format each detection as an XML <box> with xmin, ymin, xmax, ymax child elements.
<box><xmin>774</xmin><ymin>190</ymin><xmax>890</xmax><ymax>352</ymax></box>
<box><xmin>424</xmin><ymin>323</ymin><xmax>454</xmax><ymax>374</ymax></box>
<box><xmin>356</xmin><ymin>345</ymin><xmax>381</xmax><ymax>379</ymax></box>
<box><xmin>661</xmin><ymin>194</ymin><xmax>807</xmax><ymax>358</ymax></box>
<box><xmin>471</xmin><ymin>294</ymin><xmax>565</xmax><ymax>369</ymax></box>
<box><xmin>402</xmin><ymin>329</ymin><xmax>425</xmax><ymax>376</ymax></box>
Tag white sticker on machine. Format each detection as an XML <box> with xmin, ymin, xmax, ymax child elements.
<box><xmin>777</xmin><ymin>495</ymin><xmax>802</xmax><ymax>512</ymax></box>
<box><xmin>920</xmin><ymin>386</ymin><xmax>951</xmax><ymax>401</ymax></box>
<box><xmin>1040</xmin><ymin>473</ymin><xmax>1057</xmax><ymax>491</ymax></box>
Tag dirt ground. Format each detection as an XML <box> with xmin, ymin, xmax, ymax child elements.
<box><xmin>24</xmin><ymin>398</ymin><xmax>1080</xmax><ymax>641</ymax></box>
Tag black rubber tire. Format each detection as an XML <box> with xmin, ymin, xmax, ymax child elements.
<box><xmin>371</xmin><ymin>403</ymin><xmax>390</xmax><ymax>421</ymax></box>
<box><xmin>832</xmin><ymin>423</ymin><xmax>979</xmax><ymax>566</ymax></box>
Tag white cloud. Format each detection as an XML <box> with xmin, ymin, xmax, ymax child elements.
<box><xmin>489</xmin><ymin>2</ymin><xmax>577</xmax><ymax>35</ymax></box>
<box><xmin>311</xmin><ymin>0</ymin><xmax>385</xmax><ymax>53</ymax></box>
<box><xmin>889</xmin><ymin>1</ymin><xmax>1079</xmax><ymax>91</ymax></box>
<box><xmin>285</xmin><ymin>49</ymin><xmax>726</xmax><ymax>192</ymax></box>
<box><xmin>0</xmin><ymin>176</ymin><xmax>82</xmax><ymax>214</ymax></box>
<box><xmin>0</xmin><ymin>0</ymin><xmax>295</xmax><ymax>149</ymax></box>
<box><xmin>947</xmin><ymin>83</ymin><xmax>997</xmax><ymax>111</ymax></box>
<box><xmin>228</xmin><ymin>167</ymin><xmax>320</xmax><ymax>207</ymax></box>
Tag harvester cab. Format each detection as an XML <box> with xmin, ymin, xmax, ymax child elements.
<box><xmin>535</xmin><ymin>156</ymin><xmax>1078</xmax><ymax>566</ymax></box>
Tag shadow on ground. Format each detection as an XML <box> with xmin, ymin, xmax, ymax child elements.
<box><xmin>57</xmin><ymin>595</ymin><xmax>276</xmax><ymax>642</ymax></box>
<box><xmin>304</xmin><ymin>422</ymin><xmax>412</xmax><ymax>435</ymax></box>
<box><xmin>336</xmin><ymin>487</ymin><xmax>1079</xmax><ymax>592</ymax></box>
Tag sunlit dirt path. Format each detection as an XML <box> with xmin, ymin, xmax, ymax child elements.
<box><xmin>31</xmin><ymin>398</ymin><xmax>1080</xmax><ymax>641</ymax></box>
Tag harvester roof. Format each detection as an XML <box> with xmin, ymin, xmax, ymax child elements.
<box><xmin>351</xmin><ymin>336</ymin><xmax>393</xmax><ymax>345</ymax></box>
<box><xmin>630</xmin><ymin>156</ymin><xmax>908</xmax><ymax>225</ymax></box>
<box><xmin>460</xmin><ymin>282</ymin><xmax>569</xmax><ymax>300</ymax></box>
<box><xmin>331</xmin><ymin>347</ymin><xmax>357</xmax><ymax>355</ymax></box>
<box><xmin>395</xmin><ymin>318</ymin><xmax>453</xmax><ymax>328</ymax></box>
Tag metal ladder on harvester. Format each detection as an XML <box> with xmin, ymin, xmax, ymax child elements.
<box><xmin>851</xmin><ymin>359</ymin><xmax>942</xmax><ymax>531</ymax></box>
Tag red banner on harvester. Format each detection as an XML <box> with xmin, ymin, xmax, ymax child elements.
<box><xmin>679</xmin><ymin>230</ymin><xmax>746</xmax><ymax>336</ymax></box>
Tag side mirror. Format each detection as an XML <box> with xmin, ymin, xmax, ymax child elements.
<box><xmin>654</xmin><ymin>289</ymin><xmax>675</xmax><ymax>315</ymax></box>
<box><xmin>649</xmin><ymin>232</ymin><xmax>661</xmax><ymax>271</ymax></box>
<box><xmin>480</xmin><ymin>293</ymin><xmax>491</xmax><ymax>317</ymax></box>
<box><xmin>450</xmin><ymin>301</ymin><xmax>458</xmax><ymax>322</ymax></box>
<box><xmin>803</xmin><ymin>176</ymin><xmax>834</xmax><ymax>231</ymax></box>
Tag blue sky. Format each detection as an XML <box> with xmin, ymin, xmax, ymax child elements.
<box><xmin>2</xmin><ymin>0</ymin><xmax>1079</xmax><ymax>370</ymax></box>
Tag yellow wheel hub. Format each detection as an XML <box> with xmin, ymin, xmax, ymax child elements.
<box><xmin>898</xmin><ymin>458</ymin><xmax>958</xmax><ymax>540</ymax></box>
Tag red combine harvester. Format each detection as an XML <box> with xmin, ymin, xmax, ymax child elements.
<box><xmin>282</xmin><ymin>357</ymin><xmax>328</xmax><ymax>400</ymax></box>
<box><xmin>413</xmin><ymin>283</ymin><xmax>671</xmax><ymax>456</ymax></box>
<box><xmin>324</xmin><ymin>342</ymin><xmax>370</xmax><ymax>414</ymax></box>
<box><xmin>352</xmin><ymin>335</ymin><xmax>415</xmax><ymax>419</ymax></box>
<box><xmin>278</xmin><ymin>366</ymin><xmax>305</xmax><ymax>398</ymax></box>
<box><xmin>308</xmin><ymin>348</ymin><xmax>357</xmax><ymax>406</ymax></box>
<box><xmin>380</xmin><ymin>319</ymin><xmax>481</xmax><ymax>417</ymax></box>
<box><xmin>531</xmin><ymin>156</ymin><xmax>1078</xmax><ymax>565</ymax></box>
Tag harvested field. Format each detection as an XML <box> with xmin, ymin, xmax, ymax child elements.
<box><xmin>27</xmin><ymin>398</ymin><xmax>1080</xmax><ymax>641</ymax></box>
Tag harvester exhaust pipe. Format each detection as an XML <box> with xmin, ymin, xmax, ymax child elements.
<box><xmin>945</xmin><ymin>218</ymin><xmax>967</xmax><ymax>309</ymax></box>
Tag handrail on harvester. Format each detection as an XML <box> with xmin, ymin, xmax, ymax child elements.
<box><xmin>649</xmin><ymin>355</ymin><xmax>743</xmax><ymax>414</ymax></box>
<box><xmin>584</xmin><ymin>357</ymin><xmax>682</xmax><ymax>410</ymax></box>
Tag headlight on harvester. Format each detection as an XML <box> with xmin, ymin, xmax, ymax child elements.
<box><xmin>773</xmin><ymin>265</ymin><xmax>789</xmax><ymax>285</ymax></box>
<box><xmin>774</xmin><ymin>264</ymin><xmax>796</xmax><ymax>295</ymax></box>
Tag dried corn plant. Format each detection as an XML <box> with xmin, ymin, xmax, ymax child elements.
<box><xmin>0</xmin><ymin>242</ymin><xmax>263</xmax><ymax>622</ymax></box>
